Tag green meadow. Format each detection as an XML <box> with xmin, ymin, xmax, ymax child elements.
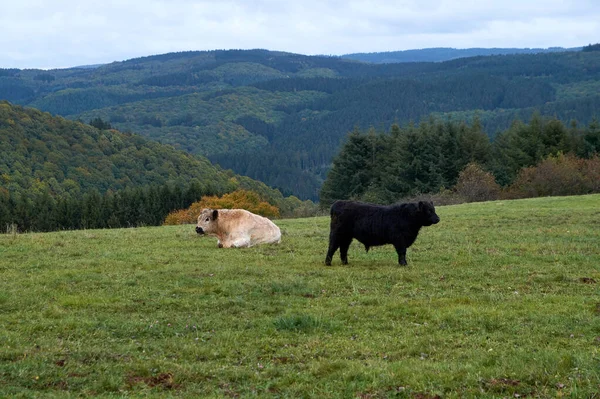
<box><xmin>1</xmin><ymin>195</ymin><xmax>599</xmax><ymax>398</ymax></box>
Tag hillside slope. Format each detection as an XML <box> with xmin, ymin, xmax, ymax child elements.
<box><xmin>0</xmin><ymin>101</ymin><xmax>285</xmax><ymax>203</ymax></box>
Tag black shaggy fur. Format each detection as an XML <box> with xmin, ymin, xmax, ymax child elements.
<box><xmin>325</xmin><ymin>200</ymin><xmax>440</xmax><ymax>266</ymax></box>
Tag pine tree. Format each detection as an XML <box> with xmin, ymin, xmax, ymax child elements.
<box><xmin>541</xmin><ymin>118</ymin><xmax>570</xmax><ymax>156</ymax></box>
<box><xmin>31</xmin><ymin>190</ymin><xmax>57</xmax><ymax>232</ymax></box>
<box><xmin>54</xmin><ymin>197</ymin><xmax>81</xmax><ymax>230</ymax></box>
<box><xmin>379</xmin><ymin>123</ymin><xmax>416</xmax><ymax>199</ymax></box>
<box><xmin>459</xmin><ymin>116</ymin><xmax>492</xmax><ymax>166</ymax></box>
<box><xmin>582</xmin><ymin>118</ymin><xmax>600</xmax><ymax>156</ymax></box>
<box><xmin>82</xmin><ymin>189</ymin><xmax>102</xmax><ymax>229</ymax></box>
<box><xmin>319</xmin><ymin>128</ymin><xmax>375</xmax><ymax>207</ymax></box>
<box><xmin>13</xmin><ymin>193</ymin><xmax>33</xmax><ymax>232</ymax></box>
<box><xmin>0</xmin><ymin>189</ymin><xmax>12</xmax><ymax>231</ymax></box>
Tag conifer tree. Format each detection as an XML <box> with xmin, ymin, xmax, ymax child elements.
<box><xmin>0</xmin><ymin>189</ymin><xmax>12</xmax><ymax>231</ymax></box>
<box><xmin>31</xmin><ymin>190</ymin><xmax>56</xmax><ymax>232</ymax></box>
<box><xmin>319</xmin><ymin>128</ymin><xmax>374</xmax><ymax>207</ymax></box>
<box><xmin>582</xmin><ymin>118</ymin><xmax>600</xmax><ymax>156</ymax></box>
<box><xmin>541</xmin><ymin>118</ymin><xmax>570</xmax><ymax>156</ymax></box>
<box><xmin>82</xmin><ymin>189</ymin><xmax>102</xmax><ymax>229</ymax></box>
<box><xmin>459</xmin><ymin>115</ymin><xmax>492</xmax><ymax>166</ymax></box>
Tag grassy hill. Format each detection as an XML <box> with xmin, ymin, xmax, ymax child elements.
<box><xmin>1</xmin><ymin>194</ymin><xmax>599</xmax><ymax>397</ymax></box>
<box><xmin>2</xmin><ymin>48</ymin><xmax>600</xmax><ymax>200</ymax></box>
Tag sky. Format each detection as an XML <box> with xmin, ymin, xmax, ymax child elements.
<box><xmin>1</xmin><ymin>0</ymin><xmax>599</xmax><ymax>70</ymax></box>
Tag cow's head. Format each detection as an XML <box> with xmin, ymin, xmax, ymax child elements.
<box><xmin>196</xmin><ymin>208</ymin><xmax>219</xmax><ymax>235</ymax></box>
<box><xmin>418</xmin><ymin>201</ymin><xmax>440</xmax><ymax>226</ymax></box>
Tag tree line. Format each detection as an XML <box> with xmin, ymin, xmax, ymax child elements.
<box><xmin>0</xmin><ymin>181</ymin><xmax>209</xmax><ymax>233</ymax></box>
<box><xmin>319</xmin><ymin>114</ymin><xmax>600</xmax><ymax>207</ymax></box>
<box><xmin>1</xmin><ymin>102</ymin><xmax>320</xmax><ymax>232</ymax></box>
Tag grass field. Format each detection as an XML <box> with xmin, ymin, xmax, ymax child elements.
<box><xmin>1</xmin><ymin>195</ymin><xmax>600</xmax><ymax>398</ymax></box>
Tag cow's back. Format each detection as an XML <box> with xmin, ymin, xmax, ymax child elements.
<box><xmin>246</xmin><ymin>211</ymin><xmax>281</xmax><ymax>245</ymax></box>
<box><xmin>331</xmin><ymin>200</ymin><xmax>377</xmax><ymax>221</ymax></box>
<box><xmin>331</xmin><ymin>201</ymin><xmax>390</xmax><ymax>241</ymax></box>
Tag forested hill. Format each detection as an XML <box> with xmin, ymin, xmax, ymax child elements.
<box><xmin>2</xmin><ymin>48</ymin><xmax>600</xmax><ymax>200</ymax></box>
<box><xmin>341</xmin><ymin>46</ymin><xmax>579</xmax><ymax>63</ymax></box>
<box><xmin>0</xmin><ymin>101</ymin><xmax>285</xmax><ymax>204</ymax></box>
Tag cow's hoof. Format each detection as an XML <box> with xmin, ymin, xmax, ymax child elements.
<box><xmin>399</xmin><ymin>261</ymin><xmax>408</xmax><ymax>266</ymax></box>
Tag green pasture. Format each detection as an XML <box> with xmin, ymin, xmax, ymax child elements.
<box><xmin>1</xmin><ymin>195</ymin><xmax>599</xmax><ymax>398</ymax></box>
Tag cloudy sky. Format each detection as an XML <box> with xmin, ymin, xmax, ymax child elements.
<box><xmin>2</xmin><ymin>0</ymin><xmax>599</xmax><ymax>69</ymax></box>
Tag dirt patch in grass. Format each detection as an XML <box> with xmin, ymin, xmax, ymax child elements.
<box><xmin>43</xmin><ymin>380</ymin><xmax>69</xmax><ymax>390</ymax></box>
<box><xmin>272</xmin><ymin>356</ymin><xmax>295</xmax><ymax>364</ymax></box>
<box><xmin>219</xmin><ymin>383</ymin><xmax>240</xmax><ymax>398</ymax></box>
<box><xmin>356</xmin><ymin>387</ymin><xmax>441</xmax><ymax>399</ymax></box>
<box><xmin>126</xmin><ymin>372</ymin><xmax>179</xmax><ymax>390</ymax></box>
<box><xmin>488</xmin><ymin>378</ymin><xmax>520</xmax><ymax>387</ymax></box>
<box><xmin>483</xmin><ymin>378</ymin><xmax>526</xmax><ymax>396</ymax></box>
<box><xmin>411</xmin><ymin>394</ymin><xmax>442</xmax><ymax>399</ymax></box>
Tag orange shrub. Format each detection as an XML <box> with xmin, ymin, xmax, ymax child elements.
<box><xmin>163</xmin><ymin>189</ymin><xmax>280</xmax><ymax>225</ymax></box>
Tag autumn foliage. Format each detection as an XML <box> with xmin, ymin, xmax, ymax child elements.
<box><xmin>163</xmin><ymin>189</ymin><xmax>280</xmax><ymax>225</ymax></box>
<box><xmin>412</xmin><ymin>155</ymin><xmax>600</xmax><ymax>206</ymax></box>
<box><xmin>506</xmin><ymin>154</ymin><xmax>600</xmax><ymax>199</ymax></box>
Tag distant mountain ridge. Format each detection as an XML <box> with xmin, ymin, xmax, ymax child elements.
<box><xmin>341</xmin><ymin>46</ymin><xmax>581</xmax><ymax>63</ymax></box>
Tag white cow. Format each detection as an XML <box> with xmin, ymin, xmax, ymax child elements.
<box><xmin>195</xmin><ymin>208</ymin><xmax>281</xmax><ymax>248</ymax></box>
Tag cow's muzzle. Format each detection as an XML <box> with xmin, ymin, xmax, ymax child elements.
<box><xmin>195</xmin><ymin>226</ymin><xmax>204</xmax><ymax>235</ymax></box>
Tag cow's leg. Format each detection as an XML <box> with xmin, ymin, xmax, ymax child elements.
<box><xmin>325</xmin><ymin>232</ymin><xmax>341</xmax><ymax>266</ymax></box>
<box><xmin>339</xmin><ymin>237</ymin><xmax>353</xmax><ymax>265</ymax></box>
<box><xmin>393</xmin><ymin>243</ymin><xmax>408</xmax><ymax>266</ymax></box>
<box><xmin>231</xmin><ymin>237</ymin><xmax>251</xmax><ymax>248</ymax></box>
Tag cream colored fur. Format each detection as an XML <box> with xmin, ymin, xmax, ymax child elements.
<box><xmin>196</xmin><ymin>208</ymin><xmax>281</xmax><ymax>248</ymax></box>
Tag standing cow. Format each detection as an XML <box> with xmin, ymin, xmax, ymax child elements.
<box><xmin>196</xmin><ymin>208</ymin><xmax>281</xmax><ymax>248</ymax></box>
<box><xmin>325</xmin><ymin>200</ymin><xmax>440</xmax><ymax>266</ymax></box>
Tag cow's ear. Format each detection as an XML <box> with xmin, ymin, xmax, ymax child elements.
<box><xmin>212</xmin><ymin>209</ymin><xmax>219</xmax><ymax>220</ymax></box>
<box><xmin>418</xmin><ymin>201</ymin><xmax>424</xmax><ymax>210</ymax></box>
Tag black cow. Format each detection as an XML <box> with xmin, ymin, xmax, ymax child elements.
<box><xmin>325</xmin><ymin>200</ymin><xmax>440</xmax><ymax>266</ymax></box>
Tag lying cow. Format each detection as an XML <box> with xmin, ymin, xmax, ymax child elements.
<box><xmin>195</xmin><ymin>208</ymin><xmax>281</xmax><ymax>248</ymax></box>
<box><xmin>325</xmin><ymin>200</ymin><xmax>440</xmax><ymax>266</ymax></box>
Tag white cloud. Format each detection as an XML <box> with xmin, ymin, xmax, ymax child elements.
<box><xmin>0</xmin><ymin>0</ymin><xmax>599</xmax><ymax>69</ymax></box>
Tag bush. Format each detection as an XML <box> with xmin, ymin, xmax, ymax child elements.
<box><xmin>278</xmin><ymin>195</ymin><xmax>322</xmax><ymax>218</ymax></box>
<box><xmin>163</xmin><ymin>189</ymin><xmax>280</xmax><ymax>225</ymax></box>
<box><xmin>454</xmin><ymin>163</ymin><xmax>501</xmax><ymax>203</ymax></box>
<box><xmin>506</xmin><ymin>154</ymin><xmax>600</xmax><ymax>198</ymax></box>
